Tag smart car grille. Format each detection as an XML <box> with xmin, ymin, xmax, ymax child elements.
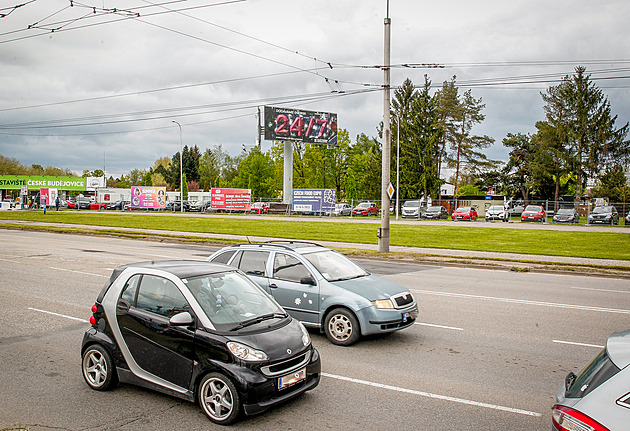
<box><xmin>260</xmin><ymin>351</ymin><xmax>311</xmax><ymax>377</ymax></box>
<box><xmin>392</xmin><ymin>292</ymin><xmax>413</xmax><ymax>308</ymax></box>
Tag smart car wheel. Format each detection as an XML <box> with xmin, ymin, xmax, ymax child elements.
<box><xmin>82</xmin><ymin>344</ymin><xmax>117</xmax><ymax>391</ymax></box>
<box><xmin>325</xmin><ymin>308</ymin><xmax>360</xmax><ymax>346</ymax></box>
<box><xmin>198</xmin><ymin>373</ymin><xmax>241</xmax><ymax>425</ymax></box>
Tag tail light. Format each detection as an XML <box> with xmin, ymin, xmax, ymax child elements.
<box><xmin>552</xmin><ymin>405</ymin><xmax>609</xmax><ymax>431</ymax></box>
<box><xmin>90</xmin><ymin>303</ymin><xmax>100</xmax><ymax>325</ymax></box>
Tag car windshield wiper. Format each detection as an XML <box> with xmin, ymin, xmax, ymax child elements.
<box><xmin>330</xmin><ymin>273</ymin><xmax>367</xmax><ymax>282</ymax></box>
<box><xmin>230</xmin><ymin>312</ymin><xmax>287</xmax><ymax>331</ymax></box>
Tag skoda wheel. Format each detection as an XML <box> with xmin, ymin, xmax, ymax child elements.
<box><xmin>198</xmin><ymin>373</ymin><xmax>241</xmax><ymax>425</ymax></box>
<box><xmin>82</xmin><ymin>344</ymin><xmax>117</xmax><ymax>391</ymax></box>
<box><xmin>325</xmin><ymin>308</ymin><xmax>360</xmax><ymax>346</ymax></box>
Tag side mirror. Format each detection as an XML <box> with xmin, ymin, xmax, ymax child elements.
<box><xmin>300</xmin><ymin>275</ymin><xmax>315</xmax><ymax>286</ymax></box>
<box><xmin>170</xmin><ymin>311</ymin><xmax>194</xmax><ymax>326</ymax></box>
<box><xmin>564</xmin><ymin>372</ymin><xmax>577</xmax><ymax>392</ymax></box>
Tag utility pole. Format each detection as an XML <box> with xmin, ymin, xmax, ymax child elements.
<box><xmin>379</xmin><ymin>0</ymin><xmax>391</xmax><ymax>253</ymax></box>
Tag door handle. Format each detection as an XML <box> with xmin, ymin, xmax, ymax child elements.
<box><xmin>269</xmin><ymin>283</ymin><xmax>278</xmax><ymax>288</ymax></box>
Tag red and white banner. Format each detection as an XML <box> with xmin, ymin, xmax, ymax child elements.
<box><xmin>210</xmin><ymin>188</ymin><xmax>251</xmax><ymax>211</ymax></box>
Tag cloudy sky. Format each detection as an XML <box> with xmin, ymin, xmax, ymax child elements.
<box><xmin>1</xmin><ymin>0</ymin><xmax>629</xmax><ymax>178</ymax></box>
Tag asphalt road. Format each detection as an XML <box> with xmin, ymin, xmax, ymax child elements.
<box><xmin>1</xmin><ymin>229</ymin><xmax>628</xmax><ymax>430</ymax></box>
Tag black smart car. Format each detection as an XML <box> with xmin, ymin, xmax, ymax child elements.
<box><xmin>81</xmin><ymin>260</ymin><xmax>320</xmax><ymax>425</ymax></box>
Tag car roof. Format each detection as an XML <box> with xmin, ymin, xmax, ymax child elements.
<box><xmin>111</xmin><ymin>260</ymin><xmax>233</xmax><ymax>281</ymax></box>
<box><xmin>607</xmin><ymin>329</ymin><xmax>630</xmax><ymax>369</ymax></box>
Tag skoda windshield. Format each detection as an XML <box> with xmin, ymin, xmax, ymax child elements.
<box><xmin>184</xmin><ymin>271</ymin><xmax>286</xmax><ymax>332</ymax></box>
<box><xmin>303</xmin><ymin>250</ymin><xmax>369</xmax><ymax>282</ymax></box>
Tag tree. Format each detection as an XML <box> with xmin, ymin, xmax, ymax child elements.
<box><xmin>435</xmin><ymin>76</ymin><xmax>460</xmax><ymax>199</ymax></box>
<box><xmin>449</xmin><ymin>89</ymin><xmax>496</xmax><ymax>189</ymax></box>
<box><xmin>502</xmin><ymin>133</ymin><xmax>535</xmax><ymax>204</ymax></box>
<box><xmin>199</xmin><ymin>148</ymin><xmax>220</xmax><ymax>190</ymax></box>
<box><xmin>436</xmin><ymin>76</ymin><xmax>496</xmax><ymax>194</ymax></box>
<box><xmin>391</xmin><ymin>77</ymin><xmax>441</xmax><ymax>200</ymax></box>
<box><xmin>590</xmin><ymin>164</ymin><xmax>630</xmax><ymax>203</ymax></box>
<box><xmin>541</xmin><ymin>66</ymin><xmax>630</xmax><ymax>200</ymax></box>
<box><xmin>231</xmin><ymin>147</ymin><xmax>276</xmax><ymax>198</ymax></box>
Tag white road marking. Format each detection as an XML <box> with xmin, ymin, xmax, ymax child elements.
<box><xmin>415</xmin><ymin>322</ymin><xmax>464</xmax><ymax>331</ymax></box>
<box><xmin>552</xmin><ymin>340</ymin><xmax>605</xmax><ymax>349</ymax></box>
<box><xmin>28</xmin><ymin>307</ymin><xmax>89</xmax><ymax>323</ymax></box>
<box><xmin>570</xmin><ymin>286</ymin><xmax>630</xmax><ymax>294</ymax></box>
<box><xmin>411</xmin><ymin>289</ymin><xmax>630</xmax><ymax>314</ymax></box>
<box><xmin>322</xmin><ymin>372</ymin><xmax>541</xmax><ymax>417</ymax></box>
<box><xmin>0</xmin><ymin>257</ymin><xmax>19</xmax><ymax>263</ymax></box>
<box><xmin>49</xmin><ymin>267</ymin><xmax>108</xmax><ymax>277</ymax></box>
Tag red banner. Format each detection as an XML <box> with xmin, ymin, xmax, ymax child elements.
<box><xmin>210</xmin><ymin>188</ymin><xmax>251</xmax><ymax>211</ymax></box>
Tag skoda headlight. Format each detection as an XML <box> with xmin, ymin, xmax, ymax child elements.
<box><xmin>227</xmin><ymin>341</ymin><xmax>268</xmax><ymax>361</ymax></box>
<box><xmin>373</xmin><ymin>298</ymin><xmax>394</xmax><ymax>309</ymax></box>
<box><xmin>299</xmin><ymin>321</ymin><xmax>311</xmax><ymax>347</ymax></box>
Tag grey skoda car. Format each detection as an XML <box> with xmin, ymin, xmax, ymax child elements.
<box><xmin>553</xmin><ymin>329</ymin><xmax>630</xmax><ymax>431</ymax></box>
<box><xmin>208</xmin><ymin>242</ymin><xmax>419</xmax><ymax>346</ymax></box>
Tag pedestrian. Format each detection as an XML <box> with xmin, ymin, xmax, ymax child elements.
<box><xmin>55</xmin><ymin>196</ymin><xmax>60</xmax><ymax>211</ymax></box>
<box><xmin>42</xmin><ymin>197</ymin><xmax>47</xmax><ymax>214</ymax></box>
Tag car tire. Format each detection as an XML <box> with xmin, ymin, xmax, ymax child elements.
<box><xmin>198</xmin><ymin>372</ymin><xmax>241</xmax><ymax>425</ymax></box>
<box><xmin>82</xmin><ymin>344</ymin><xmax>117</xmax><ymax>391</ymax></box>
<box><xmin>325</xmin><ymin>308</ymin><xmax>360</xmax><ymax>346</ymax></box>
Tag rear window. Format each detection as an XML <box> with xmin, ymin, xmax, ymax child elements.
<box><xmin>565</xmin><ymin>349</ymin><xmax>620</xmax><ymax>398</ymax></box>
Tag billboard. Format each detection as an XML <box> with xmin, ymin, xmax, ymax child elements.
<box><xmin>0</xmin><ymin>175</ymin><xmax>86</xmax><ymax>191</ymax></box>
<box><xmin>263</xmin><ymin>106</ymin><xmax>337</xmax><ymax>145</ymax></box>
<box><xmin>210</xmin><ymin>188</ymin><xmax>251</xmax><ymax>211</ymax></box>
<box><xmin>292</xmin><ymin>189</ymin><xmax>336</xmax><ymax>213</ymax></box>
<box><xmin>130</xmin><ymin>186</ymin><xmax>166</xmax><ymax>209</ymax></box>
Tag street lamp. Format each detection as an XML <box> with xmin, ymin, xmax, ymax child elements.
<box><xmin>172</xmin><ymin>121</ymin><xmax>183</xmax><ymax>213</ymax></box>
<box><xmin>396</xmin><ymin>113</ymin><xmax>400</xmax><ymax>220</ymax></box>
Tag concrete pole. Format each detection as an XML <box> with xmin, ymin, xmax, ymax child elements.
<box><xmin>172</xmin><ymin>121</ymin><xmax>183</xmax><ymax>213</ymax></box>
<box><xmin>379</xmin><ymin>6</ymin><xmax>391</xmax><ymax>253</ymax></box>
<box><xmin>283</xmin><ymin>141</ymin><xmax>293</xmax><ymax>206</ymax></box>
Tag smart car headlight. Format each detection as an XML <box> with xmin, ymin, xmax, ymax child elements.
<box><xmin>227</xmin><ymin>341</ymin><xmax>268</xmax><ymax>361</ymax></box>
<box><xmin>373</xmin><ymin>299</ymin><xmax>394</xmax><ymax>309</ymax></box>
<box><xmin>299</xmin><ymin>321</ymin><xmax>311</xmax><ymax>347</ymax></box>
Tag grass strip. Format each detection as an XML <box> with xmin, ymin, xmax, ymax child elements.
<box><xmin>1</xmin><ymin>211</ymin><xmax>628</xmax><ymax>261</ymax></box>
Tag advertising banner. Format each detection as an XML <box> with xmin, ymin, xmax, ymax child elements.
<box><xmin>0</xmin><ymin>175</ymin><xmax>86</xmax><ymax>191</ymax></box>
<box><xmin>292</xmin><ymin>189</ymin><xmax>336</xmax><ymax>213</ymax></box>
<box><xmin>210</xmin><ymin>188</ymin><xmax>251</xmax><ymax>211</ymax></box>
<box><xmin>263</xmin><ymin>106</ymin><xmax>337</xmax><ymax>145</ymax></box>
<box><xmin>130</xmin><ymin>186</ymin><xmax>167</xmax><ymax>209</ymax></box>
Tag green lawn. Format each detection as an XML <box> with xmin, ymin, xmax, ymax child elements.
<box><xmin>1</xmin><ymin>210</ymin><xmax>629</xmax><ymax>261</ymax></box>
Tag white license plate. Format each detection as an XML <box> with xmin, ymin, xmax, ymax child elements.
<box><xmin>278</xmin><ymin>368</ymin><xmax>306</xmax><ymax>390</ymax></box>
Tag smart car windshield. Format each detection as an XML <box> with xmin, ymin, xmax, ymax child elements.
<box><xmin>184</xmin><ymin>271</ymin><xmax>285</xmax><ymax>332</ymax></box>
<box><xmin>303</xmin><ymin>250</ymin><xmax>369</xmax><ymax>282</ymax></box>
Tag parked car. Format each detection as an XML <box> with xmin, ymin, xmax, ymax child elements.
<box><xmin>76</xmin><ymin>197</ymin><xmax>91</xmax><ymax>209</ymax></box>
<box><xmin>250</xmin><ymin>202</ymin><xmax>270</xmax><ymax>214</ymax></box>
<box><xmin>627</xmin><ymin>211</ymin><xmax>630</xmax><ymax>225</ymax></box>
<box><xmin>208</xmin><ymin>241</ymin><xmax>419</xmax><ymax>346</ymax></box>
<box><xmin>401</xmin><ymin>200</ymin><xmax>426</xmax><ymax>219</ymax></box>
<box><xmin>422</xmin><ymin>205</ymin><xmax>449</xmax><ymax>220</ymax></box>
<box><xmin>452</xmin><ymin>206</ymin><xmax>477</xmax><ymax>221</ymax></box>
<box><xmin>552</xmin><ymin>208</ymin><xmax>580</xmax><ymax>224</ymax></box>
<box><xmin>81</xmin><ymin>260</ymin><xmax>320</xmax><ymax>425</ymax></box>
<box><xmin>552</xmin><ymin>328</ymin><xmax>630</xmax><ymax>431</ymax></box>
<box><xmin>188</xmin><ymin>200</ymin><xmax>207</xmax><ymax>212</ymax></box>
<box><xmin>485</xmin><ymin>205</ymin><xmax>508</xmax><ymax>222</ymax></box>
<box><xmin>588</xmin><ymin>205</ymin><xmax>619</xmax><ymax>225</ymax></box>
<box><xmin>507</xmin><ymin>203</ymin><xmax>524</xmax><ymax>217</ymax></box>
<box><xmin>352</xmin><ymin>202</ymin><xmax>379</xmax><ymax>216</ymax></box>
<box><xmin>106</xmin><ymin>200</ymin><xmax>130</xmax><ymax>210</ymax></box>
<box><xmin>330</xmin><ymin>203</ymin><xmax>352</xmax><ymax>216</ymax></box>
<box><xmin>521</xmin><ymin>205</ymin><xmax>545</xmax><ymax>223</ymax></box>
<box><xmin>168</xmin><ymin>200</ymin><xmax>191</xmax><ymax>212</ymax></box>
